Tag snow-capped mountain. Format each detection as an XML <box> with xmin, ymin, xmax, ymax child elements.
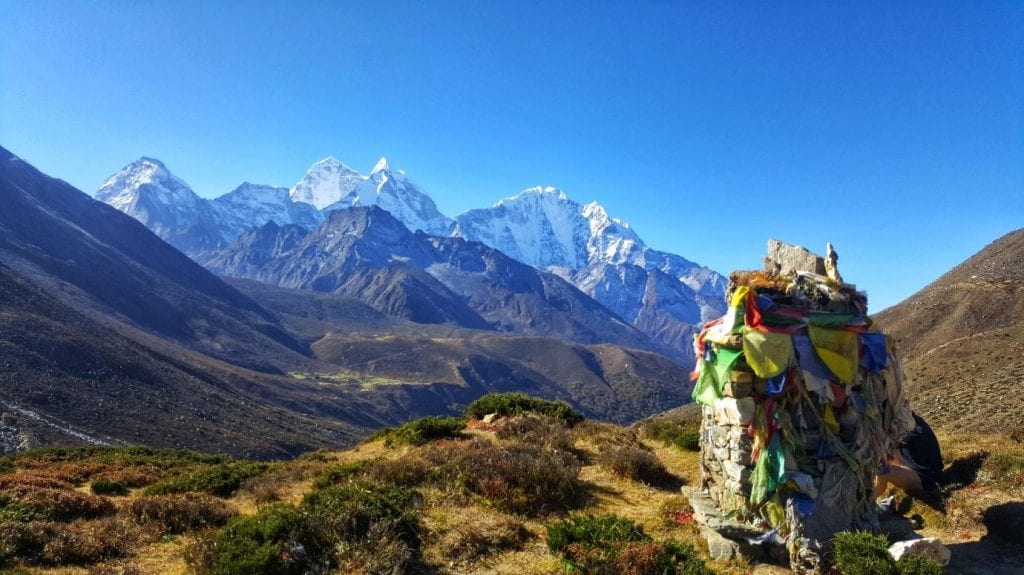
<box><xmin>95</xmin><ymin>157</ymin><xmax>225</xmax><ymax>255</ymax></box>
<box><xmin>212</xmin><ymin>182</ymin><xmax>323</xmax><ymax>240</ymax></box>
<box><xmin>317</xmin><ymin>157</ymin><xmax>454</xmax><ymax>236</ymax></box>
<box><xmin>288</xmin><ymin>157</ymin><xmax>363</xmax><ymax>210</ymax></box>
<box><xmin>454</xmin><ymin>186</ymin><xmax>727</xmax><ymax>350</ymax></box>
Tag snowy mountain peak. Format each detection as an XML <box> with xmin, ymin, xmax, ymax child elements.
<box><xmin>96</xmin><ymin>157</ymin><xmax>200</xmax><ymax>211</ymax></box>
<box><xmin>371</xmin><ymin>157</ymin><xmax>391</xmax><ymax>174</ymax></box>
<box><xmin>289</xmin><ymin>157</ymin><xmax>364</xmax><ymax>210</ymax></box>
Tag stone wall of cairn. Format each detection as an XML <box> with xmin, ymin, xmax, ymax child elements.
<box><xmin>692</xmin><ymin>242</ymin><xmax>916</xmax><ymax>574</ymax></box>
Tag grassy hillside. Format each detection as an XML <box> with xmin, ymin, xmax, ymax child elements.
<box><xmin>1</xmin><ymin>395</ymin><xmax>1020</xmax><ymax>575</ymax></box>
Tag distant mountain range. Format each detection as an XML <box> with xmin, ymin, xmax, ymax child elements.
<box><xmin>0</xmin><ymin>146</ymin><xmax>699</xmax><ymax>456</ymax></box>
<box><xmin>94</xmin><ymin>156</ymin><xmax>726</xmax><ymax>356</ymax></box>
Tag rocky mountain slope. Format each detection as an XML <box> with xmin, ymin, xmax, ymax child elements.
<box><xmin>873</xmin><ymin>228</ymin><xmax>1024</xmax><ymax>434</ymax></box>
<box><xmin>454</xmin><ymin>187</ymin><xmax>727</xmax><ymax>351</ymax></box>
<box><xmin>204</xmin><ymin>206</ymin><xmax>672</xmax><ymax>359</ymax></box>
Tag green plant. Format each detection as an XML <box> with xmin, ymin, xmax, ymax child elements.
<box><xmin>896</xmin><ymin>555</ymin><xmax>945</xmax><ymax>575</ymax></box>
<box><xmin>144</xmin><ymin>462</ymin><xmax>271</xmax><ymax>497</ymax></box>
<box><xmin>91</xmin><ymin>478</ymin><xmax>130</xmax><ymax>496</ymax></box>
<box><xmin>205</xmin><ymin>505</ymin><xmax>306</xmax><ymax>575</ymax></box>
<box><xmin>312</xmin><ymin>459</ymin><xmax>376</xmax><ymax>489</ymax></box>
<box><xmin>466</xmin><ymin>393</ymin><xmax>583</xmax><ymax>425</ymax></box>
<box><xmin>127</xmin><ymin>494</ymin><xmax>235</xmax><ymax>534</ymax></box>
<box><xmin>831</xmin><ymin>531</ymin><xmax>898</xmax><ymax>575</ymax></box>
<box><xmin>373</xmin><ymin>416</ymin><xmax>466</xmax><ymax>447</ymax></box>
<box><xmin>426</xmin><ymin>438</ymin><xmax>585</xmax><ymax>515</ymax></box>
<box><xmin>674</xmin><ymin>430</ymin><xmax>701</xmax><ymax>452</ymax></box>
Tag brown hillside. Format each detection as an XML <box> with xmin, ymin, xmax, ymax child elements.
<box><xmin>873</xmin><ymin>228</ymin><xmax>1024</xmax><ymax>434</ymax></box>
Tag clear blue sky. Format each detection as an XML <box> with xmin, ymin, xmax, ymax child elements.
<box><xmin>2</xmin><ymin>1</ymin><xmax>1021</xmax><ymax>310</ymax></box>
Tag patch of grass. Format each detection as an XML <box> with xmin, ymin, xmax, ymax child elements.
<box><xmin>831</xmin><ymin>532</ymin><xmax>897</xmax><ymax>575</ymax></box>
<box><xmin>312</xmin><ymin>459</ymin><xmax>377</xmax><ymax>489</ymax></box>
<box><xmin>127</xmin><ymin>494</ymin><xmax>235</xmax><ymax>534</ymax></box>
<box><xmin>896</xmin><ymin>555</ymin><xmax>945</xmax><ymax>575</ymax></box>
<box><xmin>202</xmin><ymin>505</ymin><xmax>307</xmax><ymax>575</ymax></box>
<box><xmin>373</xmin><ymin>416</ymin><xmax>466</xmax><ymax>447</ymax></box>
<box><xmin>466</xmin><ymin>393</ymin><xmax>583</xmax><ymax>426</ymax></box>
<box><xmin>546</xmin><ymin>514</ymin><xmax>712</xmax><ymax>574</ymax></box>
<box><xmin>638</xmin><ymin>418</ymin><xmax>701</xmax><ymax>452</ymax></box>
<box><xmin>144</xmin><ymin>462</ymin><xmax>272</xmax><ymax>497</ymax></box>
<box><xmin>90</xmin><ymin>478</ymin><xmax>129</xmax><ymax>496</ymax></box>
<box><xmin>494</xmin><ymin>414</ymin><xmax>576</xmax><ymax>453</ymax></box>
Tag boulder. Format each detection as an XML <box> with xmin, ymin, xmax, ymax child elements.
<box><xmin>764</xmin><ymin>239</ymin><xmax>826</xmax><ymax>276</ymax></box>
<box><xmin>888</xmin><ymin>536</ymin><xmax>951</xmax><ymax>566</ymax></box>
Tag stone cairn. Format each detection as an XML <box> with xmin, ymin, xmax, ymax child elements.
<box><xmin>686</xmin><ymin>240</ymin><xmax>916</xmax><ymax>573</ymax></box>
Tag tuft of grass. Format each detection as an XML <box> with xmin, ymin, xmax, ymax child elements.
<box><xmin>373</xmin><ymin>416</ymin><xmax>466</xmax><ymax>447</ymax></box>
<box><xmin>494</xmin><ymin>415</ymin><xmax>576</xmax><ymax>453</ymax></box>
<box><xmin>896</xmin><ymin>555</ymin><xmax>945</xmax><ymax>575</ymax></box>
<box><xmin>466</xmin><ymin>393</ymin><xmax>583</xmax><ymax>426</ymax></box>
<box><xmin>90</xmin><ymin>478</ymin><xmax>130</xmax><ymax>496</ymax></box>
<box><xmin>312</xmin><ymin>459</ymin><xmax>377</xmax><ymax>489</ymax></box>
<box><xmin>832</xmin><ymin>532</ymin><xmax>897</xmax><ymax>575</ymax></box>
<box><xmin>144</xmin><ymin>462</ymin><xmax>271</xmax><ymax>497</ymax></box>
<box><xmin>597</xmin><ymin>445</ymin><xmax>674</xmax><ymax>486</ymax></box>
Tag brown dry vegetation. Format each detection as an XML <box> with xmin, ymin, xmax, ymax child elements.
<box><xmin>1</xmin><ymin>409</ymin><xmax>1020</xmax><ymax>575</ymax></box>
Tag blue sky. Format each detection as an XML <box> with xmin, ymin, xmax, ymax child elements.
<box><xmin>2</xmin><ymin>1</ymin><xmax>1021</xmax><ymax>310</ymax></box>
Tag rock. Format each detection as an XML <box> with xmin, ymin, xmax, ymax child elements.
<box><xmin>713</xmin><ymin>446</ymin><xmax>730</xmax><ymax>462</ymax></box>
<box><xmin>700</xmin><ymin>526</ymin><xmax>743</xmax><ymax>560</ymax></box>
<box><xmin>481</xmin><ymin>413</ymin><xmax>499</xmax><ymax>424</ymax></box>
<box><xmin>888</xmin><ymin>536</ymin><xmax>951</xmax><ymax>566</ymax></box>
<box><xmin>722</xmin><ymin>460</ymin><xmax>751</xmax><ymax>483</ymax></box>
<box><xmin>723</xmin><ymin>381</ymin><xmax>752</xmax><ymax>398</ymax></box>
<box><xmin>764</xmin><ymin>239</ymin><xmax>826</xmax><ymax>276</ymax></box>
<box><xmin>714</xmin><ymin>397</ymin><xmax>756</xmax><ymax>426</ymax></box>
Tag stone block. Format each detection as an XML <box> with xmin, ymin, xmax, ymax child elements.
<box><xmin>722</xmin><ymin>460</ymin><xmax>751</xmax><ymax>483</ymax></box>
<box><xmin>764</xmin><ymin>239</ymin><xmax>826</xmax><ymax>276</ymax></box>
<box><xmin>723</xmin><ymin>381</ymin><xmax>752</xmax><ymax>398</ymax></box>
<box><xmin>713</xmin><ymin>446</ymin><xmax>730</xmax><ymax>462</ymax></box>
<box><xmin>889</xmin><ymin>536</ymin><xmax>951</xmax><ymax>566</ymax></box>
<box><xmin>714</xmin><ymin>397</ymin><xmax>756</xmax><ymax>426</ymax></box>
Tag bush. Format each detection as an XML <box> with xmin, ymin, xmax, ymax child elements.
<box><xmin>374</xmin><ymin>416</ymin><xmax>466</xmax><ymax>447</ymax></box>
<box><xmin>598</xmin><ymin>446</ymin><xmax>674</xmax><ymax>486</ymax></box>
<box><xmin>896</xmin><ymin>555</ymin><xmax>945</xmax><ymax>575</ymax></box>
<box><xmin>466</xmin><ymin>393</ymin><xmax>583</xmax><ymax>426</ymax></box>
<box><xmin>831</xmin><ymin>532</ymin><xmax>898</xmax><ymax>575</ymax></box>
<box><xmin>367</xmin><ymin>456</ymin><xmax>432</xmax><ymax>487</ymax></box>
<box><xmin>426</xmin><ymin>438</ymin><xmax>585</xmax><ymax>515</ymax></box>
<box><xmin>144</xmin><ymin>462</ymin><xmax>271</xmax><ymax>497</ymax></box>
<box><xmin>495</xmin><ymin>415</ymin><xmax>576</xmax><ymax>453</ymax></box>
<box><xmin>204</xmin><ymin>505</ymin><xmax>307</xmax><ymax>575</ymax></box>
<box><xmin>312</xmin><ymin>459</ymin><xmax>376</xmax><ymax>489</ymax></box>
<box><xmin>127</xmin><ymin>494</ymin><xmax>235</xmax><ymax>534</ymax></box>
<box><xmin>91</xmin><ymin>478</ymin><xmax>129</xmax><ymax>496</ymax></box>
<box><xmin>199</xmin><ymin>483</ymin><xmax>422</xmax><ymax>575</ymax></box>
<box><xmin>546</xmin><ymin>515</ymin><xmax>712</xmax><ymax>574</ymax></box>
<box><xmin>639</xmin><ymin>418</ymin><xmax>701</xmax><ymax>452</ymax></box>
<box><xmin>0</xmin><ymin>518</ymin><xmax>143</xmax><ymax>566</ymax></box>
<box><xmin>0</xmin><ymin>485</ymin><xmax>114</xmax><ymax>521</ymax></box>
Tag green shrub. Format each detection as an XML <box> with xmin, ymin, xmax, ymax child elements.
<box><xmin>374</xmin><ymin>416</ymin><xmax>466</xmax><ymax>447</ymax></box>
<box><xmin>831</xmin><ymin>531</ymin><xmax>898</xmax><ymax>575</ymax></box>
<box><xmin>639</xmin><ymin>418</ymin><xmax>701</xmax><ymax>452</ymax></box>
<box><xmin>205</xmin><ymin>505</ymin><xmax>306</xmax><ymax>575</ymax></box>
<box><xmin>312</xmin><ymin>459</ymin><xmax>376</xmax><ymax>489</ymax></box>
<box><xmin>144</xmin><ymin>462</ymin><xmax>271</xmax><ymax>497</ymax></box>
<box><xmin>91</xmin><ymin>478</ymin><xmax>129</xmax><ymax>496</ymax></box>
<box><xmin>546</xmin><ymin>513</ymin><xmax>649</xmax><ymax>555</ymax></box>
<box><xmin>598</xmin><ymin>446</ymin><xmax>673</xmax><ymax>486</ymax></box>
<box><xmin>127</xmin><ymin>494</ymin><xmax>235</xmax><ymax>534</ymax></box>
<box><xmin>896</xmin><ymin>555</ymin><xmax>945</xmax><ymax>575</ymax></box>
<box><xmin>466</xmin><ymin>393</ymin><xmax>583</xmax><ymax>425</ymax></box>
<box><xmin>612</xmin><ymin>540</ymin><xmax>716</xmax><ymax>575</ymax></box>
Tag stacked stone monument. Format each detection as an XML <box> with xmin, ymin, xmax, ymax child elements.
<box><xmin>688</xmin><ymin>241</ymin><xmax>916</xmax><ymax>573</ymax></box>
